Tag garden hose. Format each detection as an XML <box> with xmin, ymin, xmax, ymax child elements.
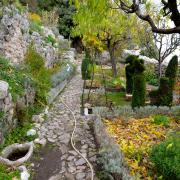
<box><xmin>60</xmin><ymin>97</ymin><xmax>94</xmax><ymax>180</ymax></box>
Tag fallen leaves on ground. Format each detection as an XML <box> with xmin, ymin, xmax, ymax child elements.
<box><xmin>104</xmin><ymin>117</ymin><xmax>179</xmax><ymax>179</ymax></box>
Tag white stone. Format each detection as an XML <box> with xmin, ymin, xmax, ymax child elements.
<box><xmin>18</xmin><ymin>166</ymin><xmax>30</xmax><ymax>180</ymax></box>
<box><xmin>34</xmin><ymin>138</ymin><xmax>47</xmax><ymax>147</ymax></box>
<box><xmin>0</xmin><ymin>81</ymin><xmax>9</xmax><ymax>99</ymax></box>
<box><xmin>26</xmin><ymin>129</ymin><xmax>36</xmax><ymax>136</ymax></box>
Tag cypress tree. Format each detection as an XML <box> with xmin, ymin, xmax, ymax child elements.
<box><xmin>165</xmin><ymin>55</ymin><xmax>178</xmax><ymax>89</ymax></box>
<box><xmin>125</xmin><ymin>55</ymin><xmax>138</xmax><ymax>94</ymax></box>
<box><xmin>81</xmin><ymin>52</ymin><xmax>92</xmax><ymax>80</ymax></box>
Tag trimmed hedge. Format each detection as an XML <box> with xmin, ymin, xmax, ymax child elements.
<box><xmin>150</xmin><ymin>55</ymin><xmax>178</xmax><ymax>106</ymax></box>
<box><xmin>125</xmin><ymin>55</ymin><xmax>137</xmax><ymax>94</ymax></box>
<box><xmin>132</xmin><ymin>58</ymin><xmax>146</xmax><ymax>109</ymax></box>
<box><xmin>165</xmin><ymin>55</ymin><xmax>178</xmax><ymax>89</ymax></box>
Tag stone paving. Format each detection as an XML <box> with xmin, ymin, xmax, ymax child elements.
<box><xmin>37</xmin><ymin>60</ymin><xmax>98</xmax><ymax>180</ymax></box>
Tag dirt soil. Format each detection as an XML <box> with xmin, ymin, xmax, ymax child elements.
<box><xmin>31</xmin><ymin>144</ymin><xmax>62</xmax><ymax>180</ymax></box>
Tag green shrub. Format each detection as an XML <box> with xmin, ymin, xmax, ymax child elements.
<box><xmin>81</xmin><ymin>52</ymin><xmax>93</xmax><ymax>80</ymax></box>
<box><xmin>165</xmin><ymin>55</ymin><xmax>178</xmax><ymax>89</ymax></box>
<box><xmin>24</xmin><ymin>45</ymin><xmax>51</xmax><ymax>105</ymax></box>
<box><xmin>0</xmin><ymin>57</ymin><xmax>25</xmax><ymax>101</ymax></box>
<box><xmin>144</xmin><ymin>64</ymin><xmax>158</xmax><ymax>86</ymax></box>
<box><xmin>152</xmin><ymin>115</ymin><xmax>170</xmax><ymax>126</ymax></box>
<box><xmin>150</xmin><ymin>56</ymin><xmax>179</xmax><ymax>106</ymax></box>
<box><xmin>125</xmin><ymin>55</ymin><xmax>137</xmax><ymax>93</ymax></box>
<box><xmin>0</xmin><ymin>123</ymin><xmax>36</xmax><ymax>151</ymax></box>
<box><xmin>159</xmin><ymin>77</ymin><xmax>172</xmax><ymax>106</ymax></box>
<box><xmin>132</xmin><ymin>73</ymin><xmax>146</xmax><ymax>108</ymax></box>
<box><xmin>150</xmin><ymin>136</ymin><xmax>180</xmax><ymax>180</ymax></box>
<box><xmin>132</xmin><ymin>59</ymin><xmax>146</xmax><ymax>108</ymax></box>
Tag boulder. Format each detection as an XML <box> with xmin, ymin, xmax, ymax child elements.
<box><xmin>0</xmin><ymin>81</ymin><xmax>9</xmax><ymax>99</ymax></box>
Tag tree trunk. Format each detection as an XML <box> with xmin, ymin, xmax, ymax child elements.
<box><xmin>158</xmin><ymin>60</ymin><xmax>162</xmax><ymax>84</ymax></box>
<box><xmin>110</xmin><ymin>50</ymin><xmax>117</xmax><ymax>77</ymax></box>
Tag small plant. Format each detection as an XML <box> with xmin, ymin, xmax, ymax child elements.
<box><xmin>0</xmin><ymin>164</ymin><xmax>20</xmax><ymax>180</ymax></box>
<box><xmin>0</xmin><ymin>56</ymin><xmax>26</xmax><ymax>101</ymax></box>
<box><xmin>150</xmin><ymin>136</ymin><xmax>180</xmax><ymax>180</ymax></box>
<box><xmin>28</xmin><ymin>13</ymin><xmax>42</xmax><ymax>25</ymax></box>
<box><xmin>45</xmin><ymin>35</ymin><xmax>56</xmax><ymax>45</ymax></box>
<box><xmin>152</xmin><ymin>115</ymin><xmax>170</xmax><ymax>126</ymax></box>
<box><xmin>144</xmin><ymin>64</ymin><xmax>158</xmax><ymax>86</ymax></box>
<box><xmin>0</xmin><ymin>123</ymin><xmax>36</xmax><ymax>151</ymax></box>
<box><xmin>29</xmin><ymin>21</ymin><xmax>43</xmax><ymax>34</ymax></box>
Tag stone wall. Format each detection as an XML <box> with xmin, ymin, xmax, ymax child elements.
<box><xmin>0</xmin><ymin>81</ymin><xmax>15</xmax><ymax>144</ymax></box>
<box><xmin>0</xmin><ymin>5</ymin><xmax>75</xmax><ymax>68</ymax></box>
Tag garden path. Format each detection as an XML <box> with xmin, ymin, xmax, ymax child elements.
<box><xmin>35</xmin><ymin>58</ymin><xmax>98</xmax><ymax>180</ymax></box>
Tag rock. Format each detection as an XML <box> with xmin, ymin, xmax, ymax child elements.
<box><xmin>76</xmin><ymin>172</ymin><xmax>86</xmax><ymax>180</ymax></box>
<box><xmin>34</xmin><ymin>138</ymin><xmax>47</xmax><ymax>147</ymax></box>
<box><xmin>0</xmin><ymin>81</ymin><xmax>9</xmax><ymax>99</ymax></box>
<box><xmin>27</xmin><ymin>129</ymin><xmax>36</xmax><ymax>136</ymax></box>
<box><xmin>32</xmin><ymin>115</ymin><xmax>44</xmax><ymax>123</ymax></box>
<box><xmin>18</xmin><ymin>166</ymin><xmax>30</xmax><ymax>180</ymax></box>
<box><xmin>75</xmin><ymin>158</ymin><xmax>86</xmax><ymax>166</ymax></box>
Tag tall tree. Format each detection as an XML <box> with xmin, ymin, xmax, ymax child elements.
<box><xmin>72</xmin><ymin>0</ymin><xmax>136</xmax><ymax>77</ymax></box>
<box><xmin>113</xmin><ymin>0</ymin><xmax>180</xmax><ymax>34</ymax></box>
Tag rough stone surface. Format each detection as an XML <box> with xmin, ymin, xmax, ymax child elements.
<box><xmin>36</xmin><ymin>58</ymin><xmax>98</xmax><ymax>180</ymax></box>
<box><xmin>0</xmin><ymin>5</ymin><xmax>75</xmax><ymax>68</ymax></box>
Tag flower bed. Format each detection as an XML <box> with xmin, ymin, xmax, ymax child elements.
<box><xmin>104</xmin><ymin>116</ymin><xmax>180</xmax><ymax>179</ymax></box>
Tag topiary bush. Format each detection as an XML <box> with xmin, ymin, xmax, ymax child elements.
<box><xmin>165</xmin><ymin>55</ymin><xmax>178</xmax><ymax>89</ymax></box>
<box><xmin>125</xmin><ymin>55</ymin><xmax>137</xmax><ymax>94</ymax></box>
<box><xmin>81</xmin><ymin>51</ymin><xmax>93</xmax><ymax>80</ymax></box>
<box><xmin>132</xmin><ymin>59</ymin><xmax>146</xmax><ymax>109</ymax></box>
<box><xmin>150</xmin><ymin>135</ymin><xmax>180</xmax><ymax>180</ymax></box>
<box><xmin>150</xmin><ymin>56</ymin><xmax>178</xmax><ymax>106</ymax></box>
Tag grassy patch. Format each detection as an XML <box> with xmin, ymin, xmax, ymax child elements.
<box><xmin>84</xmin><ymin>92</ymin><xmax>130</xmax><ymax>107</ymax></box>
<box><xmin>0</xmin><ymin>164</ymin><xmax>20</xmax><ymax>180</ymax></box>
<box><xmin>0</xmin><ymin>123</ymin><xmax>37</xmax><ymax>151</ymax></box>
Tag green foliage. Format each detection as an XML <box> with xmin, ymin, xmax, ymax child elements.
<box><xmin>0</xmin><ymin>164</ymin><xmax>20</xmax><ymax>180</ymax></box>
<box><xmin>125</xmin><ymin>55</ymin><xmax>138</xmax><ymax>93</ymax></box>
<box><xmin>45</xmin><ymin>35</ymin><xmax>56</xmax><ymax>45</ymax></box>
<box><xmin>165</xmin><ymin>55</ymin><xmax>178</xmax><ymax>89</ymax></box>
<box><xmin>132</xmin><ymin>59</ymin><xmax>146</xmax><ymax>108</ymax></box>
<box><xmin>152</xmin><ymin>115</ymin><xmax>170</xmax><ymax>126</ymax></box>
<box><xmin>132</xmin><ymin>73</ymin><xmax>146</xmax><ymax>109</ymax></box>
<box><xmin>150</xmin><ymin>136</ymin><xmax>180</xmax><ymax>180</ymax></box>
<box><xmin>24</xmin><ymin>45</ymin><xmax>51</xmax><ymax>105</ymax></box>
<box><xmin>29</xmin><ymin>21</ymin><xmax>42</xmax><ymax>34</ymax></box>
<box><xmin>0</xmin><ymin>57</ymin><xmax>26</xmax><ymax>101</ymax></box>
<box><xmin>144</xmin><ymin>64</ymin><xmax>158</xmax><ymax>86</ymax></box>
<box><xmin>0</xmin><ymin>123</ymin><xmax>37</xmax><ymax>151</ymax></box>
<box><xmin>150</xmin><ymin>56</ymin><xmax>178</xmax><ymax>106</ymax></box>
<box><xmin>105</xmin><ymin>77</ymin><xmax>125</xmax><ymax>89</ymax></box>
<box><xmin>81</xmin><ymin>52</ymin><xmax>93</xmax><ymax>80</ymax></box>
<box><xmin>58</xmin><ymin>1</ymin><xmax>76</xmax><ymax>38</ymax></box>
<box><xmin>159</xmin><ymin>77</ymin><xmax>172</xmax><ymax>106</ymax></box>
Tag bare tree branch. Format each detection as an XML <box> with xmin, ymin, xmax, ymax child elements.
<box><xmin>115</xmin><ymin>0</ymin><xmax>180</xmax><ymax>34</ymax></box>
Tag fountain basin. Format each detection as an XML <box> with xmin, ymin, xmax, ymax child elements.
<box><xmin>0</xmin><ymin>142</ymin><xmax>34</xmax><ymax>167</ymax></box>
